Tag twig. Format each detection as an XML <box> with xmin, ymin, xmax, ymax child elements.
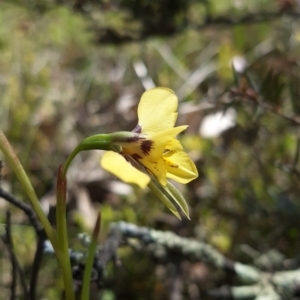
<box><xmin>0</xmin><ymin>160</ymin><xmax>3</xmax><ymax>186</ymax></box>
<box><xmin>94</xmin><ymin>225</ymin><xmax>123</xmax><ymax>275</ymax></box>
<box><xmin>44</xmin><ymin>222</ymin><xmax>300</xmax><ymax>299</ymax></box>
<box><xmin>197</xmin><ymin>11</ymin><xmax>287</xmax><ymax>28</ymax></box>
<box><xmin>1</xmin><ymin>210</ymin><xmax>30</xmax><ymax>300</ymax></box>
<box><xmin>0</xmin><ymin>187</ymin><xmax>43</xmax><ymax>238</ymax></box>
<box><xmin>111</xmin><ymin>222</ymin><xmax>300</xmax><ymax>299</ymax></box>
<box><xmin>114</xmin><ymin>222</ymin><xmax>237</xmax><ymax>272</ymax></box>
<box><xmin>230</xmin><ymin>89</ymin><xmax>300</xmax><ymax>126</ymax></box>
<box><xmin>91</xmin><ymin>10</ymin><xmax>300</xmax><ymax>44</ymax></box>
<box><xmin>0</xmin><ymin>187</ymin><xmax>47</xmax><ymax>299</ymax></box>
<box><xmin>255</xmin><ymin>99</ymin><xmax>300</xmax><ymax>126</ymax></box>
<box><xmin>4</xmin><ymin>210</ymin><xmax>17</xmax><ymax>300</ymax></box>
<box><xmin>29</xmin><ymin>238</ymin><xmax>46</xmax><ymax>300</ymax></box>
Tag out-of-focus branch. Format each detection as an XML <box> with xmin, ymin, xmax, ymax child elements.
<box><xmin>30</xmin><ymin>238</ymin><xmax>46</xmax><ymax>300</ymax></box>
<box><xmin>95</xmin><ymin>224</ymin><xmax>123</xmax><ymax>271</ymax></box>
<box><xmin>255</xmin><ymin>99</ymin><xmax>300</xmax><ymax>126</ymax></box>
<box><xmin>44</xmin><ymin>221</ymin><xmax>300</xmax><ymax>299</ymax></box>
<box><xmin>229</xmin><ymin>87</ymin><xmax>300</xmax><ymax>127</ymax></box>
<box><xmin>107</xmin><ymin>222</ymin><xmax>300</xmax><ymax>299</ymax></box>
<box><xmin>117</xmin><ymin>222</ymin><xmax>300</xmax><ymax>299</ymax></box>
<box><xmin>93</xmin><ymin>10</ymin><xmax>300</xmax><ymax>44</ymax></box>
<box><xmin>114</xmin><ymin>222</ymin><xmax>231</xmax><ymax>269</ymax></box>
<box><xmin>197</xmin><ymin>10</ymin><xmax>297</xmax><ymax>28</ymax></box>
<box><xmin>1</xmin><ymin>210</ymin><xmax>30</xmax><ymax>300</ymax></box>
<box><xmin>0</xmin><ymin>187</ymin><xmax>43</xmax><ymax>238</ymax></box>
<box><xmin>2</xmin><ymin>210</ymin><xmax>17</xmax><ymax>300</ymax></box>
<box><xmin>0</xmin><ymin>187</ymin><xmax>47</xmax><ymax>299</ymax></box>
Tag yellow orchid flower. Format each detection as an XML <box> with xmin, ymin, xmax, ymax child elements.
<box><xmin>101</xmin><ymin>87</ymin><xmax>198</xmax><ymax>219</ymax></box>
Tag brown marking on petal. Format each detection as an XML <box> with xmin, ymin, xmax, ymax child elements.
<box><xmin>169</xmin><ymin>163</ymin><xmax>179</xmax><ymax>168</ymax></box>
<box><xmin>131</xmin><ymin>153</ymin><xmax>142</xmax><ymax>160</ymax></box>
<box><xmin>164</xmin><ymin>159</ymin><xmax>179</xmax><ymax>168</ymax></box>
<box><xmin>132</xmin><ymin>124</ymin><xmax>142</xmax><ymax>133</ymax></box>
<box><xmin>125</xmin><ymin>135</ymin><xmax>141</xmax><ymax>143</ymax></box>
<box><xmin>140</xmin><ymin>140</ymin><xmax>154</xmax><ymax>156</ymax></box>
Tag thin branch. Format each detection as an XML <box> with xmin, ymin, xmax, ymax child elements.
<box><xmin>230</xmin><ymin>89</ymin><xmax>300</xmax><ymax>126</ymax></box>
<box><xmin>0</xmin><ymin>187</ymin><xmax>43</xmax><ymax>238</ymax></box>
<box><xmin>255</xmin><ymin>99</ymin><xmax>300</xmax><ymax>126</ymax></box>
<box><xmin>94</xmin><ymin>225</ymin><xmax>123</xmax><ymax>275</ymax></box>
<box><xmin>0</xmin><ymin>160</ymin><xmax>3</xmax><ymax>186</ymax></box>
<box><xmin>92</xmin><ymin>10</ymin><xmax>300</xmax><ymax>44</ymax></box>
<box><xmin>114</xmin><ymin>222</ymin><xmax>237</xmax><ymax>272</ymax></box>
<box><xmin>197</xmin><ymin>10</ymin><xmax>289</xmax><ymax>28</ymax></box>
<box><xmin>4</xmin><ymin>210</ymin><xmax>17</xmax><ymax>300</ymax></box>
<box><xmin>44</xmin><ymin>222</ymin><xmax>300</xmax><ymax>299</ymax></box>
<box><xmin>1</xmin><ymin>210</ymin><xmax>30</xmax><ymax>300</ymax></box>
<box><xmin>0</xmin><ymin>188</ymin><xmax>47</xmax><ymax>299</ymax></box>
<box><xmin>110</xmin><ymin>222</ymin><xmax>300</xmax><ymax>299</ymax></box>
<box><xmin>29</xmin><ymin>238</ymin><xmax>46</xmax><ymax>300</ymax></box>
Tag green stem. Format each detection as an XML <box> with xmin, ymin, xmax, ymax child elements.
<box><xmin>0</xmin><ymin>131</ymin><xmax>59</xmax><ymax>252</ymax></box>
<box><xmin>0</xmin><ymin>131</ymin><xmax>75</xmax><ymax>300</ymax></box>
<box><xmin>62</xmin><ymin>134</ymin><xmax>114</xmax><ymax>178</ymax></box>
<box><xmin>56</xmin><ymin>165</ymin><xmax>75</xmax><ymax>300</ymax></box>
<box><xmin>81</xmin><ymin>212</ymin><xmax>101</xmax><ymax>300</ymax></box>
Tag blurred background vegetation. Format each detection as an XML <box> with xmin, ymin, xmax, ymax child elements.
<box><xmin>1</xmin><ymin>0</ymin><xmax>300</xmax><ymax>299</ymax></box>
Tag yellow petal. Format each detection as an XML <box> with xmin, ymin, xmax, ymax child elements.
<box><xmin>164</xmin><ymin>137</ymin><xmax>183</xmax><ymax>152</ymax></box>
<box><xmin>138</xmin><ymin>87</ymin><xmax>179</xmax><ymax>133</ymax></box>
<box><xmin>158</xmin><ymin>126</ymin><xmax>188</xmax><ymax>139</ymax></box>
<box><xmin>140</xmin><ymin>126</ymin><xmax>187</xmax><ymax>160</ymax></box>
<box><xmin>139</xmin><ymin>157</ymin><xmax>167</xmax><ymax>186</ymax></box>
<box><xmin>101</xmin><ymin>151</ymin><xmax>150</xmax><ymax>188</ymax></box>
<box><xmin>164</xmin><ymin>150</ymin><xmax>198</xmax><ymax>184</ymax></box>
<box><xmin>121</xmin><ymin>126</ymin><xmax>187</xmax><ymax>163</ymax></box>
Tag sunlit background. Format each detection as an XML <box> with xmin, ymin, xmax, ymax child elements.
<box><xmin>1</xmin><ymin>0</ymin><xmax>300</xmax><ymax>299</ymax></box>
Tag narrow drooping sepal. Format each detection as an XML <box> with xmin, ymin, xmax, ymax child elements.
<box><xmin>165</xmin><ymin>181</ymin><xmax>190</xmax><ymax>219</ymax></box>
<box><xmin>148</xmin><ymin>180</ymin><xmax>181</xmax><ymax>219</ymax></box>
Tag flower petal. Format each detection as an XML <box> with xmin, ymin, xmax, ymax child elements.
<box><xmin>164</xmin><ymin>150</ymin><xmax>198</xmax><ymax>184</ymax></box>
<box><xmin>140</xmin><ymin>126</ymin><xmax>187</xmax><ymax>160</ymax></box>
<box><xmin>139</xmin><ymin>157</ymin><xmax>167</xmax><ymax>186</ymax></box>
<box><xmin>101</xmin><ymin>151</ymin><xmax>150</xmax><ymax>188</ymax></box>
<box><xmin>165</xmin><ymin>181</ymin><xmax>190</xmax><ymax>219</ymax></box>
<box><xmin>148</xmin><ymin>180</ymin><xmax>181</xmax><ymax>219</ymax></box>
<box><xmin>138</xmin><ymin>87</ymin><xmax>179</xmax><ymax>133</ymax></box>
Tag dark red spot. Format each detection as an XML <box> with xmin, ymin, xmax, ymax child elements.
<box><xmin>140</xmin><ymin>140</ymin><xmax>153</xmax><ymax>155</ymax></box>
<box><xmin>132</xmin><ymin>124</ymin><xmax>142</xmax><ymax>133</ymax></box>
<box><xmin>126</xmin><ymin>135</ymin><xmax>141</xmax><ymax>143</ymax></box>
<box><xmin>131</xmin><ymin>153</ymin><xmax>142</xmax><ymax>160</ymax></box>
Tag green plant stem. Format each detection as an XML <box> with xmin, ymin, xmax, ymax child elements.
<box><xmin>0</xmin><ymin>131</ymin><xmax>59</xmax><ymax>251</ymax></box>
<box><xmin>81</xmin><ymin>212</ymin><xmax>101</xmax><ymax>300</ymax></box>
<box><xmin>56</xmin><ymin>165</ymin><xmax>75</xmax><ymax>300</ymax></box>
<box><xmin>0</xmin><ymin>131</ymin><xmax>75</xmax><ymax>300</ymax></box>
<box><xmin>62</xmin><ymin>134</ymin><xmax>114</xmax><ymax>178</ymax></box>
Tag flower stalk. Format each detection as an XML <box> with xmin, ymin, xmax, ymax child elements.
<box><xmin>81</xmin><ymin>212</ymin><xmax>101</xmax><ymax>300</ymax></box>
<box><xmin>0</xmin><ymin>130</ymin><xmax>75</xmax><ymax>300</ymax></box>
<box><xmin>56</xmin><ymin>164</ymin><xmax>75</xmax><ymax>300</ymax></box>
<box><xmin>62</xmin><ymin>134</ymin><xmax>117</xmax><ymax>178</ymax></box>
